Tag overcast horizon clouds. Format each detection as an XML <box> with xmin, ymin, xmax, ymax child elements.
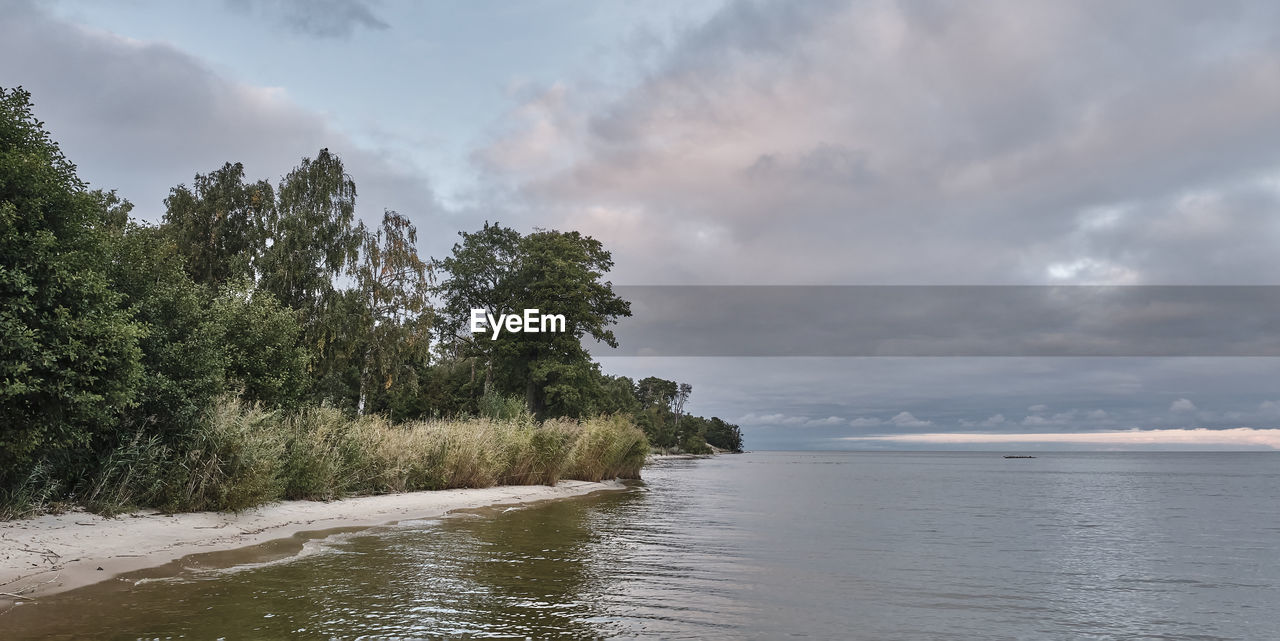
<box><xmin>6</xmin><ymin>0</ymin><xmax>1280</xmax><ymax>449</ymax></box>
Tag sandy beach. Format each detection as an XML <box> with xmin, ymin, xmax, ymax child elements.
<box><xmin>0</xmin><ymin>480</ymin><xmax>626</xmax><ymax>603</ymax></box>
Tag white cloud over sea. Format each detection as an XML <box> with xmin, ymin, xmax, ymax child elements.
<box><xmin>850</xmin><ymin>427</ymin><xmax>1280</xmax><ymax>450</ymax></box>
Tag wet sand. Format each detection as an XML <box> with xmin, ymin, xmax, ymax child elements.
<box><xmin>0</xmin><ymin>480</ymin><xmax>625</xmax><ymax>604</ymax></box>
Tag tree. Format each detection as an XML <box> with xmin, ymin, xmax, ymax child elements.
<box><xmin>434</xmin><ymin>225</ymin><xmax>632</xmax><ymax>418</ymax></box>
<box><xmin>506</xmin><ymin>229</ymin><xmax>631</xmax><ymax>417</ymax></box>
<box><xmin>257</xmin><ymin>149</ymin><xmax>362</xmax><ymax>313</ymax></box>
<box><xmin>213</xmin><ymin>283</ymin><xmax>310</xmax><ymax>409</ymax></box>
<box><xmin>637</xmin><ymin>376</ymin><xmax>678</xmax><ymax>410</ymax></box>
<box><xmin>672</xmin><ymin>382</ymin><xmax>692</xmax><ymax>436</ymax></box>
<box><xmin>354</xmin><ymin>210</ymin><xmax>433</xmax><ymax>413</ymax></box>
<box><xmin>704</xmin><ymin>417</ymin><xmax>744</xmax><ymax>452</ymax></box>
<box><xmin>162</xmin><ymin>162</ymin><xmax>273</xmax><ymax>289</ymax></box>
<box><xmin>593</xmin><ymin>373</ymin><xmax>641</xmax><ymax>416</ymax></box>
<box><xmin>0</xmin><ymin>86</ymin><xmax>142</xmax><ymax>490</ymax></box>
<box><xmin>103</xmin><ymin>216</ymin><xmax>227</xmax><ymax>443</ymax></box>
<box><xmin>431</xmin><ymin>221</ymin><xmax>523</xmax><ymax>394</ymax></box>
<box><xmin>305</xmin><ymin>288</ymin><xmax>370</xmax><ymax>410</ymax></box>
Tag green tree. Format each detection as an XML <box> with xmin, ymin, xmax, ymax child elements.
<box><xmin>0</xmin><ymin>87</ymin><xmax>142</xmax><ymax>491</ymax></box>
<box><xmin>703</xmin><ymin>416</ymin><xmax>744</xmax><ymax>452</ymax></box>
<box><xmin>637</xmin><ymin>376</ymin><xmax>678</xmax><ymax>411</ymax></box>
<box><xmin>162</xmin><ymin>162</ymin><xmax>273</xmax><ymax>289</ymax></box>
<box><xmin>256</xmin><ymin>149</ymin><xmax>366</xmax><ymax>405</ymax></box>
<box><xmin>257</xmin><ymin>148</ymin><xmax>363</xmax><ymax>313</ymax></box>
<box><xmin>435</xmin><ymin>224</ymin><xmax>631</xmax><ymax>419</ymax></box>
<box><xmin>432</xmin><ymin>221</ymin><xmax>523</xmax><ymax>394</ymax></box>
<box><xmin>354</xmin><ymin>210</ymin><xmax>433</xmax><ymax>413</ymax></box>
<box><xmin>213</xmin><ymin>283</ymin><xmax>310</xmax><ymax>409</ymax></box>
<box><xmin>509</xmin><ymin>229</ymin><xmax>631</xmax><ymax>418</ymax></box>
<box><xmin>593</xmin><ymin>373</ymin><xmax>641</xmax><ymax>416</ymax></box>
<box><xmin>103</xmin><ymin>216</ymin><xmax>226</xmax><ymax>443</ymax></box>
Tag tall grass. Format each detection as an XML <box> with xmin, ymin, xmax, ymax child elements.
<box><xmin>556</xmin><ymin>414</ymin><xmax>649</xmax><ymax>482</ymax></box>
<box><xmin>62</xmin><ymin>398</ymin><xmax>648</xmax><ymax>516</ymax></box>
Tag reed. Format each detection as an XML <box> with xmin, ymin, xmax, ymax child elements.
<box><xmin>56</xmin><ymin>398</ymin><xmax>649</xmax><ymax>516</ymax></box>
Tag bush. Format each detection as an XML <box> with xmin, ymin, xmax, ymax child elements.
<box><xmin>2</xmin><ymin>394</ymin><xmax>650</xmax><ymax>519</ymax></box>
<box><xmin>281</xmin><ymin>405</ymin><xmax>374</xmax><ymax>500</ymax></box>
<box><xmin>166</xmin><ymin>398</ymin><xmax>286</xmax><ymax>512</ymax></box>
<box><xmin>561</xmin><ymin>414</ymin><xmax>648</xmax><ymax>482</ymax></box>
<box><xmin>478</xmin><ymin>391</ymin><xmax>531</xmax><ymax>422</ymax></box>
<box><xmin>214</xmin><ymin>284</ymin><xmax>310</xmax><ymax>409</ymax></box>
<box><xmin>681</xmin><ymin>434</ymin><xmax>713</xmax><ymax>455</ymax></box>
<box><xmin>1</xmin><ymin>87</ymin><xmax>142</xmax><ymax>495</ymax></box>
<box><xmin>80</xmin><ymin>429</ymin><xmax>170</xmax><ymax>516</ymax></box>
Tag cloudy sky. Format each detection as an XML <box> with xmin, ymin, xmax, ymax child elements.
<box><xmin>7</xmin><ymin>0</ymin><xmax>1280</xmax><ymax>449</ymax></box>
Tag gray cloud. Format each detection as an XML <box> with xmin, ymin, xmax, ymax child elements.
<box><xmin>225</xmin><ymin>0</ymin><xmax>389</xmax><ymax>38</ymax></box>
<box><xmin>0</xmin><ymin>1</ymin><xmax>447</xmax><ymax>244</ymax></box>
<box><xmin>479</xmin><ymin>0</ymin><xmax>1280</xmax><ymax>285</ymax></box>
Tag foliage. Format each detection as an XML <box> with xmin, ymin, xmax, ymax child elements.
<box><xmin>213</xmin><ymin>283</ymin><xmax>310</xmax><ymax>409</ymax></box>
<box><xmin>163</xmin><ymin>162</ymin><xmax>272</xmax><ymax>288</ymax></box>
<box><xmin>560</xmin><ymin>415</ymin><xmax>648</xmax><ymax>481</ymax></box>
<box><xmin>305</xmin><ymin>288</ymin><xmax>371</xmax><ymax>411</ymax></box>
<box><xmin>681</xmin><ymin>433</ymin><xmax>713</xmax><ymax>455</ymax></box>
<box><xmin>167</xmin><ymin>397</ymin><xmax>288</xmax><ymax>512</ymax></box>
<box><xmin>703</xmin><ymin>416</ymin><xmax>745</xmax><ymax>452</ymax></box>
<box><xmin>478</xmin><ymin>391</ymin><xmax>533</xmax><ymax>422</ymax></box>
<box><xmin>257</xmin><ymin>148</ymin><xmax>363</xmax><ymax>313</ymax></box>
<box><xmin>104</xmin><ymin>219</ymin><xmax>227</xmax><ymax>443</ymax></box>
<box><xmin>434</xmin><ymin>223</ymin><xmax>632</xmax><ymax>418</ymax></box>
<box><xmin>72</xmin><ymin>398</ymin><xmax>648</xmax><ymax>514</ymax></box>
<box><xmin>0</xmin><ymin>86</ymin><xmax>142</xmax><ymax>493</ymax></box>
<box><xmin>354</xmin><ymin>210</ymin><xmax>433</xmax><ymax>413</ymax></box>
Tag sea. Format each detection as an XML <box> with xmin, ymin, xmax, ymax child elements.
<box><xmin>4</xmin><ymin>451</ymin><xmax>1280</xmax><ymax>640</ymax></box>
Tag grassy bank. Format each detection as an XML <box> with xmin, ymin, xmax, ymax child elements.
<box><xmin>6</xmin><ymin>399</ymin><xmax>647</xmax><ymax>518</ymax></box>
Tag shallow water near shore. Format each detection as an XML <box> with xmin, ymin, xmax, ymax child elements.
<box><xmin>4</xmin><ymin>451</ymin><xmax>1280</xmax><ymax>639</ymax></box>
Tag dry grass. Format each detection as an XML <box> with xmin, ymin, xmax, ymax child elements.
<box><xmin>76</xmin><ymin>398</ymin><xmax>649</xmax><ymax>515</ymax></box>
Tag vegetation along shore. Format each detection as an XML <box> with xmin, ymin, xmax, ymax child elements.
<box><xmin>0</xmin><ymin>85</ymin><xmax>743</xmax><ymax>523</ymax></box>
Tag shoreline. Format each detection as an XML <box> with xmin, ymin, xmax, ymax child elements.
<box><xmin>0</xmin><ymin>480</ymin><xmax>627</xmax><ymax>603</ymax></box>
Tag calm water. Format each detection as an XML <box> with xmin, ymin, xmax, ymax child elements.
<box><xmin>4</xmin><ymin>452</ymin><xmax>1280</xmax><ymax>639</ymax></box>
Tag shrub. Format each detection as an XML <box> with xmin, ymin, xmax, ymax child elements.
<box><xmin>166</xmin><ymin>398</ymin><xmax>286</xmax><ymax>512</ymax></box>
<box><xmin>681</xmin><ymin>434</ymin><xmax>713</xmax><ymax>455</ymax></box>
<box><xmin>478</xmin><ymin>391</ymin><xmax>531</xmax><ymax>422</ymax></box>
<box><xmin>561</xmin><ymin>415</ymin><xmax>648</xmax><ymax>482</ymax></box>
<box><xmin>1</xmin><ymin>87</ymin><xmax>142</xmax><ymax>495</ymax></box>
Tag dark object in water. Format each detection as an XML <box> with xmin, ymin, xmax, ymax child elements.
<box><xmin>1003</xmin><ymin>455</ymin><xmax>1036</xmax><ymax>459</ymax></box>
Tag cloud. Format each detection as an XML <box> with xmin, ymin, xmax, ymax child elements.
<box><xmin>474</xmin><ymin>0</ymin><xmax>1280</xmax><ymax>286</ymax></box>
<box><xmin>850</xmin><ymin>427</ymin><xmax>1280</xmax><ymax>450</ymax></box>
<box><xmin>1028</xmin><ymin>404</ymin><xmax>1049</xmax><ymax>412</ymax></box>
<box><xmin>806</xmin><ymin>416</ymin><xmax>847</xmax><ymax>426</ymax></box>
<box><xmin>735</xmin><ymin>412</ymin><xmax>811</xmax><ymax>426</ymax></box>
<box><xmin>849</xmin><ymin>417</ymin><xmax>883</xmax><ymax>427</ymax></box>
<box><xmin>226</xmin><ymin>0</ymin><xmax>389</xmax><ymax>38</ymax></box>
<box><xmin>0</xmin><ymin>1</ymin><xmax>442</xmax><ymax>231</ymax></box>
<box><xmin>474</xmin><ymin>83</ymin><xmax>579</xmax><ymax>177</ymax></box>
<box><xmin>890</xmin><ymin>411</ymin><xmax>932</xmax><ymax>428</ymax></box>
<box><xmin>961</xmin><ymin>413</ymin><xmax>1007</xmax><ymax>428</ymax></box>
<box><xmin>735</xmin><ymin>412</ymin><xmax>848</xmax><ymax>427</ymax></box>
<box><xmin>1171</xmin><ymin>398</ymin><xmax>1198</xmax><ymax>412</ymax></box>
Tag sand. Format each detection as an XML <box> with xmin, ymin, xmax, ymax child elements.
<box><xmin>0</xmin><ymin>480</ymin><xmax>626</xmax><ymax>603</ymax></box>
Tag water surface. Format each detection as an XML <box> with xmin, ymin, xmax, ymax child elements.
<box><xmin>4</xmin><ymin>452</ymin><xmax>1279</xmax><ymax>639</ymax></box>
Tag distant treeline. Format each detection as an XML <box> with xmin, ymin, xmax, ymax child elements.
<box><xmin>0</xmin><ymin>87</ymin><xmax>740</xmax><ymax>517</ymax></box>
